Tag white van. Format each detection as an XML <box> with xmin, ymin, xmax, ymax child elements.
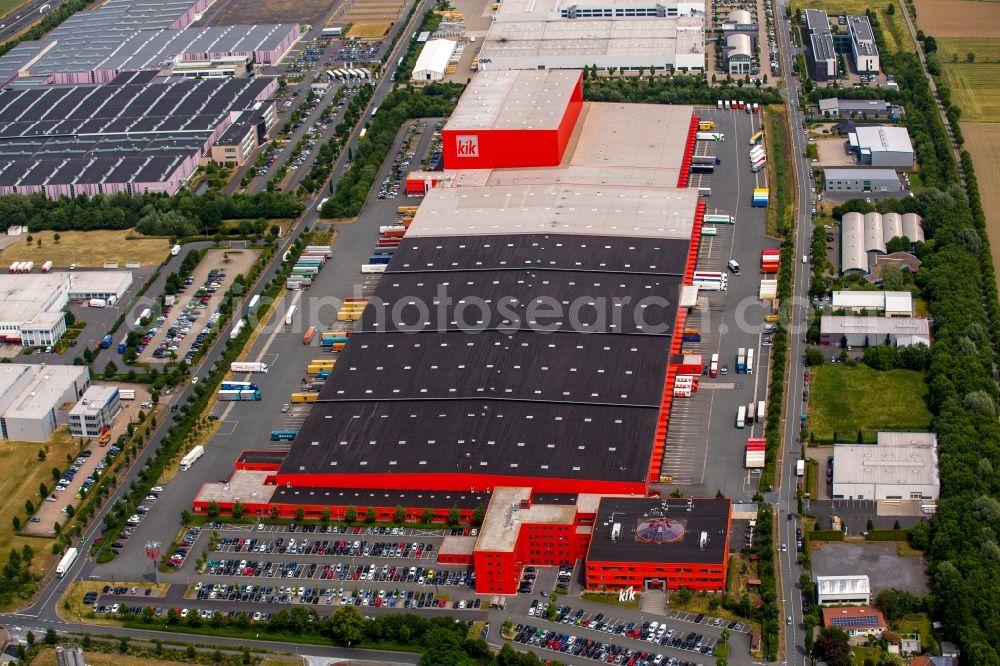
<box><xmin>803</xmin><ymin>255</ymin><xmax>808</xmax><ymax>264</ymax></box>
<box><xmin>727</xmin><ymin>259</ymin><xmax>740</xmax><ymax>274</ymax></box>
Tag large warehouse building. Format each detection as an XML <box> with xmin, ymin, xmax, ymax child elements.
<box><xmin>0</xmin><ymin>73</ymin><xmax>277</xmax><ymax>198</ymax></box>
<box><xmin>477</xmin><ymin>0</ymin><xmax>706</xmax><ymax>72</ymax></box>
<box><xmin>0</xmin><ymin>0</ymin><xmax>299</xmax><ymax>88</ymax></box>
<box><xmin>848</xmin><ymin>126</ymin><xmax>915</xmax><ymax>168</ymax></box>
<box><xmin>0</xmin><ymin>272</ymin><xmax>133</xmax><ymax>346</ymax></box>
<box><xmin>832</xmin><ymin>432</ymin><xmax>939</xmax><ymax>502</ymax></box>
<box><xmin>195</xmin><ymin>69</ymin><xmax>729</xmax><ymax>594</ymax></box>
<box><xmin>0</xmin><ymin>364</ymin><xmax>91</xmax><ymax>441</ymax></box>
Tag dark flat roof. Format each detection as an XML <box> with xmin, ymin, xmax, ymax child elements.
<box><xmin>238</xmin><ymin>451</ymin><xmax>287</xmax><ymax>465</ymax></box>
<box><xmin>279</xmin><ymin>399</ymin><xmax>657</xmax><ymax>483</ymax></box>
<box><xmin>587</xmin><ymin>498</ymin><xmax>731</xmax><ymax>565</ymax></box>
<box><xmin>319</xmin><ymin>330</ymin><xmax>668</xmax><ymax>407</ymax></box>
<box><xmin>271</xmin><ymin>486</ymin><xmax>491</xmax><ymax>509</ymax></box>
<box><xmin>389</xmin><ymin>234</ymin><xmax>690</xmax><ymax>276</ymax></box>
<box><xmin>357</xmin><ymin>270</ymin><xmax>682</xmax><ymax>335</ymax></box>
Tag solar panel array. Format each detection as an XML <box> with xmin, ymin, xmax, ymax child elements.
<box><xmin>829</xmin><ymin>614</ymin><xmax>882</xmax><ymax>628</ymax></box>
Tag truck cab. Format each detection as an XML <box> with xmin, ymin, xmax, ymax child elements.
<box><xmin>727</xmin><ymin>259</ymin><xmax>740</xmax><ymax>274</ymax></box>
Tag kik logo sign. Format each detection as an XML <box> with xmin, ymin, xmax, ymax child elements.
<box><xmin>455</xmin><ymin>135</ymin><xmax>479</xmax><ymax>158</ymax></box>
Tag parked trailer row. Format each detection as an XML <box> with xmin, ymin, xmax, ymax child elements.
<box><xmin>218</xmin><ymin>389</ymin><xmax>261</xmax><ymax>401</ymax></box>
<box><xmin>7</xmin><ymin>261</ymin><xmax>34</xmax><ymax>272</ymax></box>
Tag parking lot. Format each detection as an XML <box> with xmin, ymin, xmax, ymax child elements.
<box><xmin>139</xmin><ymin>249</ymin><xmax>260</xmax><ymax>364</ymax></box>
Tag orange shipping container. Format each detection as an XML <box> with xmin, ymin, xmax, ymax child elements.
<box><xmin>303</xmin><ymin>326</ymin><xmax>317</xmax><ymax>345</ymax></box>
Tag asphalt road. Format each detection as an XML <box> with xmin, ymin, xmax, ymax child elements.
<box><xmin>0</xmin><ymin>0</ymin><xmax>62</xmax><ymax>42</ymax></box>
<box><xmin>773</xmin><ymin>4</ymin><xmax>813</xmax><ymax>663</ymax></box>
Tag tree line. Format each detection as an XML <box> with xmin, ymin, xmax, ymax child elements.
<box><xmin>133</xmin><ymin>604</ymin><xmax>555</xmax><ymax>666</ymax></box>
<box><xmin>582</xmin><ymin>74</ymin><xmax>783</xmax><ymax>106</ymax></box>
<box><xmin>0</xmin><ymin>191</ymin><xmax>303</xmax><ymax>235</ymax></box>
<box><xmin>321</xmin><ymin>82</ymin><xmax>463</xmax><ymax>219</ymax></box>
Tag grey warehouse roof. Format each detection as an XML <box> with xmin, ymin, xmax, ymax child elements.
<box><xmin>0</xmin><ymin>74</ymin><xmax>272</xmax><ymax>190</ymax></box>
<box><xmin>848</xmin><ymin>15</ymin><xmax>878</xmax><ymax>56</ymax></box>
<box><xmin>811</xmin><ymin>33</ymin><xmax>836</xmax><ymax>61</ymax></box>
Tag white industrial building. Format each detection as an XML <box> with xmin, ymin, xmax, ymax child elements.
<box><xmin>820</xmin><ymin>315</ymin><xmax>930</xmax><ymax>347</ymax></box>
<box><xmin>0</xmin><ymin>364</ymin><xmax>91</xmax><ymax>441</ymax></box>
<box><xmin>726</xmin><ymin>33</ymin><xmax>752</xmax><ymax>74</ymax></box>
<box><xmin>478</xmin><ymin>16</ymin><xmax>705</xmax><ymax>72</ymax></box>
<box><xmin>841</xmin><ymin>211</ymin><xmax>924</xmax><ymax>275</ymax></box>
<box><xmin>479</xmin><ymin>0</ymin><xmax>705</xmax><ymax>72</ymax></box>
<box><xmin>847</xmin><ymin>15</ymin><xmax>879</xmax><ymax>73</ymax></box>
<box><xmin>831</xmin><ymin>290</ymin><xmax>913</xmax><ymax>316</ymax></box>
<box><xmin>0</xmin><ymin>271</ymin><xmax>132</xmax><ymax>346</ymax></box>
<box><xmin>411</xmin><ymin>39</ymin><xmax>457</xmax><ymax>82</ymax></box>
<box><xmin>824</xmin><ymin>168</ymin><xmax>902</xmax><ymax>195</ymax></box>
<box><xmin>493</xmin><ymin>0</ymin><xmax>706</xmax><ymax>22</ymax></box>
<box><xmin>832</xmin><ymin>432</ymin><xmax>940</xmax><ymax>502</ymax></box>
<box><xmin>849</xmin><ymin>126</ymin><xmax>914</xmax><ymax>168</ymax></box>
<box><xmin>815</xmin><ymin>574</ymin><xmax>871</xmax><ymax>605</ymax></box>
<box><xmin>68</xmin><ymin>385</ymin><xmax>122</xmax><ymax>438</ymax></box>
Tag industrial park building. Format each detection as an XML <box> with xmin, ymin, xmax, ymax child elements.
<box><xmin>832</xmin><ymin>432</ymin><xmax>939</xmax><ymax>502</ymax></box>
<box><xmin>817</xmin><ymin>98</ymin><xmax>900</xmax><ymax>119</ymax></box>
<box><xmin>815</xmin><ymin>575</ymin><xmax>872</xmax><ymax>605</ymax></box>
<box><xmin>0</xmin><ymin>364</ymin><xmax>91</xmax><ymax>441</ymax></box>
<box><xmin>0</xmin><ymin>272</ymin><xmax>132</xmax><ymax>346</ymax></box>
<box><xmin>841</xmin><ymin>211</ymin><xmax>924</xmax><ymax>275</ymax></box>
<box><xmin>819</xmin><ymin>315</ymin><xmax>930</xmax><ymax>347</ymax></box>
<box><xmin>823</xmin><ymin>168</ymin><xmax>902</xmax><ymax>194</ymax></box>
<box><xmin>0</xmin><ymin>73</ymin><xmax>277</xmax><ymax>198</ymax></box>
<box><xmin>726</xmin><ymin>33</ymin><xmax>752</xmax><ymax>74</ymax></box>
<box><xmin>193</xmin><ymin>68</ymin><xmax>727</xmax><ymax>595</ymax></box>
<box><xmin>68</xmin><ymin>385</ymin><xmax>122</xmax><ymax>438</ymax></box>
<box><xmin>411</xmin><ymin>39</ymin><xmax>458</xmax><ymax>82</ymax></box>
<box><xmin>848</xmin><ymin>126</ymin><xmax>915</xmax><ymax>168</ymax></box>
<box><xmin>831</xmin><ymin>291</ymin><xmax>913</xmax><ymax>317</ymax></box>
<box><xmin>477</xmin><ymin>0</ymin><xmax>706</xmax><ymax>72</ymax></box>
<box><xmin>0</xmin><ymin>0</ymin><xmax>299</xmax><ymax>88</ymax></box>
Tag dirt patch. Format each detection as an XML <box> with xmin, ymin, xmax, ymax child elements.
<box><xmin>811</xmin><ymin>541</ymin><xmax>929</xmax><ymax>595</ymax></box>
<box><xmin>344</xmin><ymin>0</ymin><xmax>405</xmax><ymax>25</ymax></box>
<box><xmin>0</xmin><ymin>230</ymin><xmax>168</xmax><ymax>269</ymax></box>
<box><xmin>814</xmin><ymin>136</ymin><xmax>856</xmax><ymax>167</ymax></box>
<box><xmin>347</xmin><ymin>22</ymin><xmax>393</xmax><ymax>38</ymax></box>
<box><xmin>202</xmin><ymin>0</ymin><xmax>335</xmax><ymax>26</ymax></box>
<box><xmin>962</xmin><ymin>122</ymin><xmax>1000</xmax><ymax>292</ymax></box>
<box><xmin>913</xmin><ymin>0</ymin><xmax>1000</xmax><ymax>37</ymax></box>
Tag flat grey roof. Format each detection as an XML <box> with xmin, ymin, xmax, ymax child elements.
<box><xmin>477</xmin><ymin>487</ymin><xmax>576</xmax><ymax>552</ymax></box>
<box><xmin>820</xmin><ymin>315</ymin><xmax>930</xmax><ymax>338</ymax></box>
<box><xmin>811</xmin><ymin>33</ymin><xmax>836</xmax><ymax>61</ymax></box>
<box><xmin>571</xmin><ymin>102</ymin><xmax>694</xmax><ymax>173</ymax></box>
<box><xmin>805</xmin><ymin>8</ymin><xmax>830</xmax><ymax>33</ymax></box>
<box><xmin>445</xmin><ymin>70</ymin><xmax>580</xmax><ymax>132</ymax></box>
<box><xmin>818</xmin><ymin>98</ymin><xmax>889</xmax><ymax>112</ymax></box>
<box><xmin>4</xmin><ymin>365</ymin><xmax>87</xmax><ymax>420</ymax></box>
<box><xmin>406</xmin><ymin>183</ymin><xmax>699</xmax><ymax>239</ymax></box>
<box><xmin>852</xmin><ymin>126</ymin><xmax>913</xmax><ymax>154</ymax></box>
<box><xmin>848</xmin><ymin>15</ymin><xmax>878</xmax><ymax>56</ymax></box>
<box><xmin>833</xmin><ymin>433</ymin><xmax>938</xmax><ymax>489</ymax></box>
<box><xmin>479</xmin><ymin>16</ymin><xmax>704</xmax><ymax>62</ymax></box>
<box><xmin>825</xmin><ymin>168</ymin><xmax>901</xmax><ymax>181</ymax></box>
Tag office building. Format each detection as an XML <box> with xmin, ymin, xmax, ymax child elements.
<box><xmin>68</xmin><ymin>385</ymin><xmax>122</xmax><ymax>438</ymax></box>
<box><xmin>726</xmin><ymin>33</ymin><xmax>752</xmax><ymax>74</ymax></box>
<box><xmin>847</xmin><ymin>15</ymin><xmax>879</xmax><ymax>73</ymax></box>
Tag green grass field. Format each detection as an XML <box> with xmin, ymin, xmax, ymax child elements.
<box><xmin>808</xmin><ymin>363</ymin><xmax>932</xmax><ymax>442</ymax></box>
<box><xmin>0</xmin><ymin>0</ymin><xmax>30</xmax><ymax>21</ymax></box>
<box><xmin>942</xmin><ymin>63</ymin><xmax>1000</xmax><ymax>121</ymax></box>
<box><xmin>788</xmin><ymin>0</ymin><xmax>912</xmax><ymax>54</ymax></box>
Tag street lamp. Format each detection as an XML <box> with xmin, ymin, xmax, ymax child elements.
<box><xmin>145</xmin><ymin>541</ymin><xmax>161</xmax><ymax>585</ymax></box>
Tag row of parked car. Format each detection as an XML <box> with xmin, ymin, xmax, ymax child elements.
<box><xmin>512</xmin><ymin>624</ymin><xmax>706</xmax><ymax>666</ymax></box>
<box><xmin>215</xmin><ymin>536</ymin><xmax>436</xmax><ymax>559</ymax></box>
<box><xmin>202</xmin><ymin>558</ymin><xmax>475</xmax><ymax>587</ymax></box>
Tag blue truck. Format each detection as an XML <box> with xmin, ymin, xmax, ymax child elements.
<box><xmin>100</xmin><ymin>334</ymin><xmax>113</xmax><ymax>349</ymax></box>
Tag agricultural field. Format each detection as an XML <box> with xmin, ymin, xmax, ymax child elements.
<box><xmin>962</xmin><ymin>124</ymin><xmax>1000</xmax><ymax>289</ymax></box>
<box><xmin>941</xmin><ymin>64</ymin><xmax>1000</xmax><ymax>121</ymax></box>
<box><xmin>343</xmin><ymin>0</ymin><xmax>405</xmax><ymax>37</ymax></box>
<box><xmin>347</xmin><ymin>23</ymin><xmax>392</xmax><ymax>38</ymax></box>
<box><xmin>913</xmin><ymin>0</ymin><xmax>1000</xmax><ymax>38</ymax></box>
<box><xmin>807</xmin><ymin>363</ymin><xmax>933</xmax><ymax>442</ymax></box>
<box><xmin>0</xmin><ymin>230</ymin><xmax>169</xmax><ymax>269</ymax></box>
<box><xmin>789</xmin><ymin>0</ymin><xmax>911</xmax><ymax>54</ymax></box>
